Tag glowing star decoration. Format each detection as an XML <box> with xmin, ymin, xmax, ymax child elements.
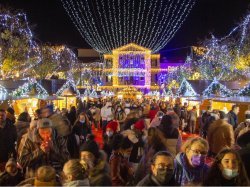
<box><xmin>237</xmin><ymin>83</ymin><xmax>250</xmax><ymax>96</ymax></box>
<box><xmin>61</xmin><ymin>0</ymin><xmax>196</xmax><ymax>53</ymax></box>
<box><xmin>177</xmin><ymin>78</ymin><xmax>197</xmax><ymax>97</ymax></box>
<box><xmin>11</xmin><ymin>80</ymin><xmax>48</xmax><ymax>98</ymax></box>
<box><xmin>202</xmin><ymin>78</ymin><xmax>233</xmax><ymax>97</ymax></box>
<box><xmin>56</xmin><ymin>79</ymin><xmax>80</xmax><ymax>97</ymax></box>
<box><xmin>0</xmin><ymin>85</ymin><xmax>8</xmax><ymax>100</ymax></box>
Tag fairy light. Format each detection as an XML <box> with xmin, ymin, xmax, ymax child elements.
<box><xmin>237</xmin><ymin>84</ymin><xmax>250</xmax><ymax>96</ymax></box>
<box><xmin>56</xmin><ymin>79</ymin><xmax>80</xmax><ymax>97</ymax></box>
<box><xmin>177</xmin><ymin>78</ymin><xmax>197</xmax><ymax>97</ymax></box>
<box><xmin>11</xmin><ymin>79</ymin><xmax>48</xmax><ymax>98</ymax></box>
<box><xmin>0</xmin><ymin>12</ymin><xmax>41</xmax><ymax>78</ymax></box>
<box><xmin>202</xmin><ymin>78</ymin><xmax>233</xmax><ymax>97</ymax></box>
<box><xmin>0</xmin><ymin>85</ymin><xmax>8</xmax><ymax>100</ymax></box>
<box><xmin>61</xmin><ymin>0</ymin><xmax>195</xmax><ymax>53</ymax></box>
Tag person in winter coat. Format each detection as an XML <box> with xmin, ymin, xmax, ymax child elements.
<box><xmin>207</xmin><ymin>113</ymin><xmax>235</xmax><ymax>157</ymax></box>
<box><xmin>109</xmin><ymin>134</ymin><xmax>135</xmax><ymax>186</ymax></box>
<box><xmin>227</xmin><ymin>105</ymin><xmax>240</xmax><ymax>129</ymax></box>
<box><xmin>0</xmin><ymin>109</ymin><xmax>17</xmax><ymax>172</ymax></box>
<box><xmin>157</xmin><ymin>115</ymin><xmax>182</xmax><ymax>156</ymax></box>
<box><xmin>80</xmin><ymin>140</ymin><xmax>112</xmax><ymax>186</ymax></box>
<box><xmin>67</xmin><ymin>106</ymin><xmax>77</xmax><ymax>127</ymax></box>
<box><xmin>203</xmin><ymin>149</ymin><xmax>249</xmax><ymax>186</ymax></box>
<box><xmin>90</xmin><ymin>105</ymin><xmax>101</xmax><ymax>130</ymax></box>
<box><xmin>15</xmin><ymin>112</ymin><xmax>31</xmax><ymax>149</ymax></box>
<box><xmin>101</xmin><ymin>102</ymin><xmax>114</xmax><ymax>132</ymax></box>
<box><xmin>62</xmin><ymin>159</ymin><xmax>89</xmax><ymax>186</ymax></box>
<box><xmin>0</xmin><ymin>158</ymin><xmax>24</xmax><ymax>186</ymax></box>
<box><xmin>103</xmin><ymin>121</ymin><xmax>119</xmax><ymax>160</ymax></box>
<box><xmin>237</xmin><ymin>130</ymin><xmax>250</xmax><ymax>179</ymax></box>
<box><xmin>135</xmin><ymin>127</ymin><xmax>168</xmax><ymax>183</ymax></box>
<box><xmin>6</xmin><ymin>107</ymin><xmax>16</xmax><ymax>125</ymax></box>
<box><xmin>188</xmin><ymin>106</ymin><xmax>198</xmax><ymax>134</ymax></box>
<box><xmin>174</xmin><ymin>137</ymin><xmax>209</xmax><ymax>186</ymax></box>
<box><xmin>235</xmin><ymin>110</ymin><xmax>250</xmax><ymax>139</ymax></box>
<box><xmin>122</xmin><ymin>119</ymin><xmax>145</xmax><ymax>163</ymax></box>
<box><xmin>18</xmin><ymin>118</ymin><xmax>70</xmax><ymax>176</ymax></box>
<box><xmin>41</xmin><ymin>105</ymin><xmax>71</xmax><ymax>137</ymax></box>
<box><xmin>137</xmin><ymin>151</ymin><xmax>176</xmax><ymax>186</ymax></box>
<box><xmin>114</xmin><ymin>106</ymin><xmax>126</xmax><ymax>129</ymax></box>
<box><xmin>72</xmin><ymin>112</ymin><xmax>92</xmax><ymax>144</ymax></box>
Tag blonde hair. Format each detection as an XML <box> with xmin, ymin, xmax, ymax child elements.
<box><xmin>36</xmin><ymin>166</ymin><xmax>56</xmax><ymax>182</ymax></box>
<box><xmin>63</xmin><ymin>159</ymin><xmax>87</xmax><ymax>180</ymax></box>
<box><xmin>181</xmin><ymin>137</ymin><xmax>209</xmax><ymax>152</ymax></box>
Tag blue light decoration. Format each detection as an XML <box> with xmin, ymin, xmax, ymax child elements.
<box><xmin>237</xmin><ymin>83</ymin><xmax>250</xmax><ymax>96</ymax></box>
<box><xmin>202</xmin><ymin>78</ymin><xmax>233</xmax><ymax>97</ymax></box>
<box><xmin>0</xmin><ymin>85</ymin><xmax>8</xmax><ymax>101</ymax></box>
<box><xmin>177</xmin><ymin>78</ymin><xmax>197</xmax><ymax>97</ymax></box>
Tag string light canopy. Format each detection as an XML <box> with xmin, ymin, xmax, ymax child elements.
<box><xmin>61</xmin><ymin>0</ymin><xmax>196</xmax><ymax>53</ymax></box>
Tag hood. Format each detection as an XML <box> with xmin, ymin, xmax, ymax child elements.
<box><xmin>63</xmin><ymin>179</ymin><xmax>90</xmax><ymax>187</ymax></box>
<box><xmin>15</xmin><ymin>121</ymin><xmax>30</xmax><ymax>129</ymax></box>
<box><xmin>89</xmin><ymin>151</ymin><xmax>109</xmax><ymax>178</ymax></box>
<box><xmin>27</xmin><ymin>128</ymin><xmax>57</xmax><ymax>143</ymax></box>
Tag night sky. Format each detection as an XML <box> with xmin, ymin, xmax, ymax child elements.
<box><xmin>0</xmin><ymin>0</ymin><xmax>249</xmax><ymax>51</ymax></box>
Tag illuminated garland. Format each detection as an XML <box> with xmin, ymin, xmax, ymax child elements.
<box><xmin>202</xmin><ymin>79</ymin><xmax>233</xmax><ymax>97</ymax></box>
<box><xmin>61</xmin><ymin>0</ymin><xmax>195</xmax><ymax>53</ymax></box>
<box><xmin>11</xmin><ymin>80</ymin><xmax>48</xmax><ymax>98</ymax></box>
<box><xmin>0</xmin><ymin>85</ymin><xmax>8</xmax><ymax>100</ymax></box>
<box><xmin>0</xmin><ymin>12</ymin><xmax>41</xmax><ymax>78</ymax></box>
<box><xmin>237</xmin><ymin>83</ymin><xmax>250</xmax><ymax>96</ymax></box>
<box><xmin>146</xmin><ymin>91</ymin><xmax>160</xmax><ymax>97</ymax></box>
<box><xmin>177</xmin><ymin>78</ymin><xmax>197</xmax><ymax>97</ymax></box>
<box><xmin>56</xmin><ymin>79</ymin><xmax>80</xmax><ymax>97</ymax></box>
<box><xmin>161</xmin><ymin>88</ymin><xmax>173</xmax><ymax>97</ymax></box>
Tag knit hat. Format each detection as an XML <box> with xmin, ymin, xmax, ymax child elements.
<box><xmin>5</xmin><ymin>158</ymin><xmax>16</xmax><ymax>167</ymax></box>
<box><xmin>134</xmin><ymin>119</ymin><xmax>145</xmax><ymax>131</ymax></box>
<box><xmin>80</xmin><ymin>140</ymin><xmax>100</xmax><ymax>159</ymax></box>
<box><xmin>106</xmin><ymin>121</ymin><xmax>118</xmax><ymax>132</ymax></box>
<box><xmin>37</xmin><ymin>118</ymin><xmax>53</xmax><ymax>129</ymax></box>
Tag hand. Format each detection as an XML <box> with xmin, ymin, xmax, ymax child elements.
<box><xmin>40</xmin><ymin>141</ymin><xmax>50</xmax><ymax>153</ymax></box>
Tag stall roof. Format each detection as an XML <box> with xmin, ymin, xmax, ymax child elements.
<box><xmin>212</xmin><ymin>96</ymin><xmax>250</xmax><ymax>104</ymax></box>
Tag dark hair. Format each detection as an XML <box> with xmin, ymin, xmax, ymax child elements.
<box><xmin>112</xmin><ymin>134</ymin><xmax>133</xmax><ymax>151</ymax></box>
<box><xmin>151</xmin><ymin>151</ymin><xmax>173</xmax><ymax>165</ymax></box>
<box><xmin>232</xmin><ymin>105</ymin><xmax>239</xmax><ymax>111</ymax></box>
<box><xmin>203</xmin><ymin>149</ymin><xmax>249</xmax><ymax>186</ymax></box>
<box><xmin>218</xmin><ymin>111</ymin><xmax>226</xmax><ymax>120</ymax></box>
<box><xmin>148</xmin><ymin>127</ymin><xmax>166</xmax><ymax>151</ymax></box>
<box><xmin>35</xmin><ymin>109</ymin><xmax>41</xmax><ymax>115</ymax></box>
<box><xmin>0</xmin><ymin>109</ymin><xmax>6</xmax><ymax>113</ymax></box>
<box><xmin>7</xmin><ymin>107</ymin><xmax>15</xmax><ymax>115</ymax></box>
<box><xmin>18</xmin><ymin>112</ymin><xmax>30</xmax><ymax>122</ymax></box>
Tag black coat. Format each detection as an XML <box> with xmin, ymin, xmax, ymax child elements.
<box><xmin>137</xmin><ymin>174</ymin><xmax>176</xmax><ymax>186</ymax></box>
<box><xmin>238</xmin><ymin>145</ymin><xmax>250</xmax><ymax>179</ymax></box>
<box><xmin>0</xmin><ymin>120</ymin><xmax>17</xmax><ymax>163</ymax></box>
<box><xmin>0</xmin><ymin>170</ymin><xmax>24</xmax><ymax>186</ymax></box>
<box><xmin>72</xmin><ymin>121</ymin><xmax>92</xmax><ymax>141</ymax></box>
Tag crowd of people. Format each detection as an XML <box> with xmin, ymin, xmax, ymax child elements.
<box><xmin>0</xmin><ymin>97</ymin><xmax>249</xmax><ymax>186</ymax></box>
